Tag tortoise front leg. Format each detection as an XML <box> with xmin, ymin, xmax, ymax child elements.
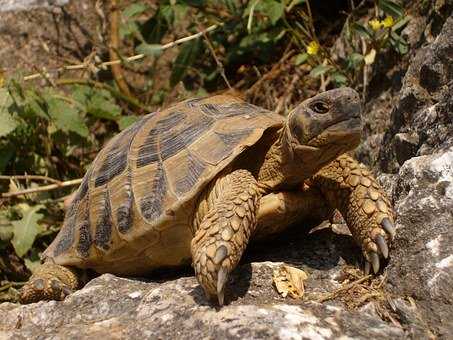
<box><xmin>191</xmin><ymin>169</ymin><xmax>261</xmax><ymax>305</ymax></box>
<box><xmin>20</xmin><ymin>263</ymin><xmax>81</xmax><ymax>303</ymax></box>
<box><xmin>311</xmin><ymin>154</ymin><xmax>396</xmax><ymax>273</ymax></box>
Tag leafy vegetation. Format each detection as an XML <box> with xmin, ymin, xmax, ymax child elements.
<box><xmin>0</xmin><ymin>0</ymin><xmax>408</xmax><ymax>301</ymax></box>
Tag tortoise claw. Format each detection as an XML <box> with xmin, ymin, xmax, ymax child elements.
<box><xmin>381</xmin><ymin>218</ymin><xmax>396</xmax><ymax>240</ymax></box>
<box><xmin>217</xmin><ymin>266</ymin><xmax>228</xmax><ymax>306</ymax></box>
<box><xmin>369</xmin><ymin>252</ymin><xmax>380</xmax><ymax>274</ymax></box>
<box><xmin>375</xmin><ymin>235</ymin><xmax>389</xmax><ymax>259</ymax></box>
<box><xmin>364</xmin><ymin>261</ymin><xmax>371</xmax><ymax>275</ymax></box>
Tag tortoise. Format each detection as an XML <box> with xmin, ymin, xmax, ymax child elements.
<box><xmin>20</xmin><ymin>87</ymin><xmax>396</xmax><ymax>305</ymax></box>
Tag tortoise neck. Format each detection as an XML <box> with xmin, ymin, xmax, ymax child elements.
<box><xmin>257</xmin><ymin>126</ymin><xmax>300</xmax><ymax>191</ymax></box>
<box><xmin>257</xmin><ymin>125</ymin><xmax>331</xmax><ymax>191</ymax></box>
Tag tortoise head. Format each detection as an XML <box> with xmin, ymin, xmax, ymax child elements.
<box><xmin>286</xmin><ymin>87</ymin><xmax>362</xmax><ymax>155</ymax></box>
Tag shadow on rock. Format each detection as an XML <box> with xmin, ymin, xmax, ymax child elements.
<box><xmin>245</xmin><ymin>223</ymin><xmax>362</xmax><ymax>271</ymax></box>
<box><xmin>189</xmin><ymin>263</ymin><xmax>253</xmax><ymax>307</ymax></box>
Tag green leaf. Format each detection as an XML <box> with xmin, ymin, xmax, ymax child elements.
<box><xmin>390</xmin><ymin>31</ymin><xmax>409</xmax><ymax>54</ymax></box>
<box><xmin>379</xmin><ymin>0</ymin><xmax>404</xmax><ymax>18</ymax></box>
<box><xmin>24</xmin><ymin>258</ymin><xmax>41</xmax><ymax>273</ymax></box>
<box><xmin>392</xmin><ymin>16</ymin><xmax>410</xmax><ymax>32</ymax></box>
<box><xmin>160</xmin><ymin>5</ymin><xmax>174</xmax><ymax>26</ymax></box>
<box><xmin>87</xmin><ymin>90</ymin><xmax>122</xmax><ymax>120</ymax></box>
<box><xmin>258</xmin><ymin>0</ymin><xmax>285</xmax><ymax>25</ymax></box>
<box><xmin>347</xmin><ymin>53</ymin><xmax>364</xmax><ymax>69</ymax></box>
<box><xmin>309</xmin><ymin>65</ymin><xmax>332</xmax><ymax>78</ymax></box>
<box><xmin>294</xmin><ymin>53</ymin><xmax>308</xmax><ymax>65</ymax></box>
<box><xmin>351</xmin><ymin>22</ymin><xmax>373</xmax><ymax>39</ymax></box>
<box><xmin>0</xmin><ymin>88</ymin><xmax>18</xmax><ymax>137</ymax></box>
<box><xmin>46</xmin><ymin>97</ymin><xmax>89</xmax><ymax>137</ymax></box>
<box><xmin>11</xmin><ymin>205</ymin><xmax>44</xmax><ymax>257</ymax></box>
<box><xmin>0</xmin><ymin>210</ymin><xmax>13</xmax><ymax>241</ymax></box>
<box><xmin>119</xmin><ymin>21</ymin><xmax>141</xmax><ymax>39</ymax></box>
<box><xmin>172</xmin><ymin>4</ymin><xmax>189</xmax><ymax>21</ymax></box>
<box><xmin>122</xmin><ymin>3</ymin><xmax>148</xmax><ymax>18</ymax></box>
<box><xmin>72</xmin><ymin>86</ymin><xmax>121</xmax><ymax>121</ymax></box>
<box><xmin>170</xmin><ymin>39</ymin><xmax>202</xmax><ymax>88</ymax></box>
<box><xmin>331</xmin><ymin>72</ymin><xmax>348</xmax><ymax>86</ymax></box>
<box><xmin>71</xmin><ymin>84</ymin><xmax>91</xmax><ymax>104</ymax></box>
<box><xmin>136</xmin><ymin>43</ymin><xmax>163</xmax><ymax>57</ymax></box>
<box><xmin>118</xmin><ymin>115</ymin><xmax>139</xmax><ymax>130</ymax></box>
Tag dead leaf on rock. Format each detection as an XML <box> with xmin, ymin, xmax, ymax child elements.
<box><xmin>272</xmin><ymin>264</ymin><xmax>308</xmax><ymax>299</ymax></box>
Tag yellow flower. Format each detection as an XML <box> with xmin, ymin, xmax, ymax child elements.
<box><xmin>369</xmin><ymin>18</ymin><xmax>382</xmax><ymax>31</ymax></box>
<box><xmin>306</xmin><ymin>41</ymin><xmax>320</xmax><ymax>56</ymax></box>
<box><xmin>382</xmin><ymin>16</ymin><xmax>394</xmax><ymax>28</ymax></box>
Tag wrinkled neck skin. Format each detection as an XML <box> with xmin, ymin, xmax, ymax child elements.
<box><xmin>257</xmin><ymin>125</ymin><xmax>343</xmax><ymax>192</ymax></box>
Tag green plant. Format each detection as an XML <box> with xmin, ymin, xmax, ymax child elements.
<box><xmin>289</xmin><ymin>0</ymin><xmax>409</xmax><ymax>87</ymax></box>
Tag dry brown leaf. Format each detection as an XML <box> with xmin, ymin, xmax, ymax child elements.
<box><xmin>273</xmin><ymin>264</ymin><xmax>308</xmax><ymax>299</ymax></box>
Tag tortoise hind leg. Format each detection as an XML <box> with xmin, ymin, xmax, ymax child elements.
<box><xmin>191</xmin><ymin>169</ymin><xmax>261</xmax><ymax>305</ymax></box>
<box><xmin>255</xmin><ymin>190</ymin><xmax>333</xmax><ymax>239</ymax></box>
<box><xmin>20</xmin><ymin>263</ymin><xmax>80</xmax><ymax>303</ymax></box>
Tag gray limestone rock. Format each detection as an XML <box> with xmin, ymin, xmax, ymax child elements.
<box><xmin>0</xmin><ymin>0</ymin><xmax>68</xmax><ymax>12</ymax></box>
<box><xmin>378</xmin><ymin>15</ymin><xmax>453</xmax><ymax>173</ymax></box>
<box><xmin>0</xmin><ymin>268</ymin><xmax>404</xmax><ymax>340</ymax></box>
<box><xmin>387</xmin><ymin>149</ymin><xmax>453</xmax><ymax>337</ymax></box>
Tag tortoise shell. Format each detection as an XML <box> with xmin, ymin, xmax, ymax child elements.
<box><xmin>44</xmin><ymin>95</ymin><xmax>283</xmax><ymax>275</ymax></box>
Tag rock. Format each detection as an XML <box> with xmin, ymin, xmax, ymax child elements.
<box><xmin>393</xmin><ymin>132</ymin><xmax>420</xmax><ymax>165</ymax></box>
<box><xmin>386</xmin><ymin>149</ymin><xmax>453</xmax><ymax>337</ymax></box>
<box><xmin>0</xmin><ymin>267</ymin><xmax>404</xmax><ymax>339</ymax></box>
<box><xmin>378</xmin><ymin>15</ymin><xmax>453</xmax><ymax>173</ymax></box>
<box><xmin>0</xmin><ymin>0</ymin><xmax>68</xmax><ymax>12</ymax></box>
<box><xmin>356</xmin><ymin>12</ymin><xmax>453</xmax><ymax>336</ymax></box>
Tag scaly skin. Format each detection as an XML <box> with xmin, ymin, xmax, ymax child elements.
<box><xmin>254</xmin><ymin>154</ymin><xmax>395</xmax><ymax>274</ymax></box>
<box><xmin>311</xmin><ymin>154</ymin><xmax>396</xmax><ymax>273</ymax></box>
<box><xmin>20</xmin><ymin>263</ymin><xmax>79</xmax><ymax>303</ymax></box>
<box><xmin>191</xmin><ymin>169</ymin><xmax>261</xmax><ymax>305</ymax></box>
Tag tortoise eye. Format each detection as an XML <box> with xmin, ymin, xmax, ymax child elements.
<box><xmin>311</xmin><ymin>101</ymin><xmax>329</xmax><ymax>114</ymax></box>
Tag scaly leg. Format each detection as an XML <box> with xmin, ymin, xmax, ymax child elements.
<box><xmin>20</xmin><ymin>263</ymin><xmax>80</xmax><ymax>303</ymax></box>
<box><xmin>191</xmin><ymin>169</ymin><xmax>261</xmax><ymax>305</ymax></box>
<box><xmin>311</xmin><ymin>154</ymin><xmax>396</xmax><ymax>273</ymax></box>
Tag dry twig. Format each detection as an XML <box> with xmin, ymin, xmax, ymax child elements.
<box><xmin>315</xmin><ymin>274</ymin><xmax>372</xmax><ymax>303</ymax></box>
<box><xmin>109</xmin><ymin>0</ymin><xmax>132</xmax><ymax>96</ymax></box>
<box><xmin>1</xmin><ymin>179</ymin><xmax>83</xmax><ymax>198</ymax></box>
<box><xmin>23</xmin><ymin>24</ymin><xmax>220</xmax><ymax>82</ymax></box>
<box><xmin>199</xmin><ymin>23</ymin><xmax>231</xmax><ymax>90</ymax></box>
<box><xmin>0</xmin><ymin>175</ymin><xmax>61</xmax><ymax>185</ymax></box>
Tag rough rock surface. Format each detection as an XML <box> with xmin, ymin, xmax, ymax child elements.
<box><xmin>377</xmin><ymin>15</ymin><xmax>453</xmax><ymax>173</ymax></box>
<box><xmin>0</xmin><ymin>0</ymin><xmax>68</xmax><ymax>12</ymax></box>
<box><xmin>386</xmin><ymin>149</ymin><xmax>453</xmax><ymax>337</ymax></box>
<box><xmin>0</xmin><ymin>268</ymin><xmax>404</xmax><ymax>339</ymax></box>
<box><xmin>358</xmin><ymin>9</ymin><xmax>453</xmax><ymax>339</ymax></box>
<box><xmin>356</xmin><ymin>4</ymin><xmax>453</xmax><ymax>170</ymax></box>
